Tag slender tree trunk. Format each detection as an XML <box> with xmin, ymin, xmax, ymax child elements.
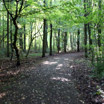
<box><xmin>49</xmin><ymin>24</ymin><xmax>52</xmax><ymax>55</ymax></box>
<box><xmin>0</xmin><ymin>15</ymin><xmax>1</xmax><ymax>48</ymax></box>
<box><xmin>24</xmin><ymin>25</ymin><xmax>26</xmax><ymax>52</ymax></box>
<box><xmin>84</xmin><ymin>0</ymin><xmax>88</xmax><ymax>58</ymax></box>
<box><xmin>30</xmin><ymin>23</ymin><xmax>33</xmax><ymax>49</ymax></box>
<box><xmin>3</xmin><ymin>14</ymin><xmax>4</xmax><ymax>48</ymax></box>
<box><xmin>77</xmin><ymin>29</ymin><xmax>80</xmax><ymax>52</ymax></box>
<box><xmin>34</xmin><ymin>24</ymin><xmax>37</xmax><ymax>52</ymax></box>
<box><xmin>42</xmin><ymin>19</ymin><xmax>47</xmax><ymax>57</ymax></box>
<box><xmin>88</xmin><ymin>23</ymin><xmax>92</xmax><ymax>51</ymax></box>
<box><xmin>7</xmin><ymin>11</ymin><xmax>9</xmax><ymax>57</ymax></box>
<box><xmin>45</xmin><ymin>22</ymin><xmax>48</xmax><ymax>52</ymax></box>
<box><xmin>64</xmin><ymin>32</ymin><xmax>67</xmax><ymax>53</ymax></box>
<box><xmin>53</xmin><ymin>31</ymin><xmax>56</xmax><ymax>51</ymax></box>
<box><xmin>70</xmin><ymin>33</ymin><xmax>73</xmax><ymax>51</ymax></box>
<box><xmin>98</xmin><ymin>0</ymin><xmax>102</xmax><ymax>48</ymax></box>
<box><xmin>42</xmin><ymin>0</ymin><xmax>47</xmax><ymax>57</ymax></box>
<box><xmin>26</xmin><ymin>38</ymin><xmax>33</xmax><ymax>57</ymax></box>
<box><xmin>10</xmin><ymin>16</ymin><xmax>13</xmax><ymax>60</ymax></box>
<box><xmin>84</xmin><ymin>24</ymin><xmax>88</xmax><ymax>58</ymax></box>
<box><xmin>57</xmin><ymin>29</ymin><xmax>60</xmax><ymax>53</ymax></box>
<box><xmin>13</xmin><ymin>20</ymin><xmax>20</xmax><ymax>66</ymax></box>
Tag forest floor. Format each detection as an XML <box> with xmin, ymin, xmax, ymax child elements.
<box><xmin>0</xmin><ymin>52</ymin><xmax>104</xmax><ymax>104</ymax></box>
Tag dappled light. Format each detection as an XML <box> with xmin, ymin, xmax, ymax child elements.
<box><xmin>64</xmin><ymin>58</ymin><xmax>69</xmax><ymax>61</ymax></box>
<box><xmin>0</xmin><ymin>0</ymin><xmax>103</xmax><ymax>103</ymax></box>
<box><xmin>7</xmin><ymin>70</ymin><xmax>20</xmax><ymax>75</ymax></box>
<box><xmin>51</xmin><ymin>77</ymin><xmax>71</xmax><ymax>82</ymax></box>
<box><xmin>56</xmin><ymin>64</ymin><xmax>63</xmax><ymax>70</ymax></box>
<box><xmin>0</xmin><ymin>92</ymin><xmax>6</xmax><ymax>99</ymax></box>
<box><xmin>54</xmin><ymin>57</ymin><xmax>60</xmax><ymax>60</ymax></box>
<box><xmin>0</xmin><ymin>53</ymin><xmax>84</xmax><ymax>104</ymax></box>
<box><xmin>42</xmin><ymin>61</ymin><xmax>57</xmax><ymax>65</ymax></box>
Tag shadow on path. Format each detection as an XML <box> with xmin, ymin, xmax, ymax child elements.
<box><xmin>0</xmin><ymin>53</ymin><xmax>83</xmax><ymax>104</ymax></box>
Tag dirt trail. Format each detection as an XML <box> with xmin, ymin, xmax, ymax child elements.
<box><xmin>0</xmin><ymin>53</ymin><xmax>84</xmax><ymax>104</ymax></box>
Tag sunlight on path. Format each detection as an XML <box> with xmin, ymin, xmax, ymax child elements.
<box><xmin>0</xmin><ymin>53</ymin><xmax>83</xmax><ymax>104</ymax></box>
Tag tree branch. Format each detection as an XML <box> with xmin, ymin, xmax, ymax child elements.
<box><xmin>19</xmin><ymin>0</ymin><xmax>24</xmax><ymax>14</ymax></box>
<box><xmin>3</xmin><ymin>0</ymin><xmax>14</xmax><ymax>19</ymax></box>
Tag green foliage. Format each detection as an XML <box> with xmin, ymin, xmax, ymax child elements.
<box><xmin>0</xmin><ymin>48</ymin><xmax>7</xmax><ymax>58</ymax></box>
<box><xmin>93</xmin><ymin>57</ymin><xmax>104</xmax><ymax>79</ymax></box>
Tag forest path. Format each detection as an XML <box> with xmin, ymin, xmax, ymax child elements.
<box><xmin>0</xmin><ymin>53</ymin><xmax>84</xmax><ymax>104</ymax></box>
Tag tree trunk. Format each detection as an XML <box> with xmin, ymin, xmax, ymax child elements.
<box><xmin>13</xmin><ymin>20</ymin><xmax>20</xmax><ymax>66</ymax></box>
<box><xmin>24</xmin><ymin>25</ymin><xmax>26</xmax><ymax>52</ymax></box>
<box><xmin>45</xmin><ymin>22</ymin><xmax>48</xmax><ymax>53</ymax></box>
<box><xmin>77</xmin><ymin>29</ymin><xmax>80</xmax><ymax>52</ymax></box>
<box><xmin>84</xmin><ymin>24</ymin><xmax>88</xmax><ymax>58</ymax></box>
<box><xmin>42</xmin><ymin>0</ymin><xmax>47</xmax><ymax>57</ymax></box>
<box><xmin>10</xmin><ymin>16</ymin><xmax>13</xmax><ymax>60</ymax></box>
<box><xmin>88</xmin><ymin>23</ymin><xmax>92</xmax><ymax>51</ymax></box>
<box><xmin>42</xmin><ymin>19</ymin><xmax>47</xmax><ymax>57</ymax></box>
<box><xmin>7</xmin><ymin>11</ymin><xmax>9</xmax><ymax>57</ymax></box>
<box><xmin>64</xmin><ymin>32</ymin><xmax>67</xmax><ymax>53</ymax></box>
<box><xmin>3</xmin><ymin>14</ymin><xmax>5</xmax><ymax>48</ymax></box>
<box><xmin>84</xmin><ymin>0</ymin><xmax>88</xmax><ymax>58</ymax></box>
<box><xmin>98</xmin><ymin>0</ymin><xmax>102</xmax><ymax>48</ymax></box>
<box><xmin>49</xmin><ymin>24</ymin><xmax>52</xmax><ymax>55</ymax></box>
<box><xmin>57</xmin><ymin>29</ymin><xmax>60</xmax><ymax>53</ymax></box>
<box><xmin>70</xmin><ymin>33</ymin><xmax>73</xmax><ymax>51</ymax></box>
<box><xmin>26</xmin><ymin>38</ymin><xmax>33</xmax><ymax>57</ymax></box>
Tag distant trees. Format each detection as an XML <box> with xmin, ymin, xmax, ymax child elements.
<box><xmin>1</xmin><ymin>0</ymin><xmax>104</xmax><ymax>74</ymax></box>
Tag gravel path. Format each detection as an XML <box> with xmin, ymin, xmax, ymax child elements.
<box><xmin>0</xmin><ymin>53</ymin><xmax>83</xmax><ymax>104</ymax></box>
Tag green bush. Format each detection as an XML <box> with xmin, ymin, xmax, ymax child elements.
<box><xmin>93</xmin><ymin>58</ymin><xmax>104</xmax><ymax>78</ymax></box>
<box><xmin>0</xmin><ymin>48</ymin><xmax>7</xmax><ymax>58</ymax></box>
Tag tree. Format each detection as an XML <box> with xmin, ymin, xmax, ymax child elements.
<box><xmin>77</xmin><ymin>29</ymin><xmax>80</xmax><ymax>52</ymax></box>
<box><xmin>42</xmin><ymin>0</ymin><xmax>48</xmax><ymax>57</ymax></box>
<box><xmin>49</xmin><ymin>24</ymin><xmax>52</xmax><ymax>55</ymax></box>
<box><xmin>3</xmin><ymin>0</ymin><xmax>24</xmax><ymax>66</ymax></box>
<box><xmin>57</xmin><ymin>29</ymin><xmax>60</xmax><ymax>53</ymax></box>
<box><xmin>7</xmin><ymin>1</ymin><xmax>9</xmax><ymax>57</ymax></box>
<box><xmin>97</xmin><ymin>0</ymin><xmax>102</xmax><ymax>48</ymax></box>
<box><xmin>64</xmin><ymin>32</ymin><xmax>67</xmax><ymax>53</ymax></box>
<box><xmin>84</xmin><ymin>0</ymin><xmax>88</xmax><ymax>58</ymax></box>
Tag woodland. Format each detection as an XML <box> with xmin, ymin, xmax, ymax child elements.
<box><xmin>0</xmin><ymin>0</ymin><xmax>104</xmax><ymax>104</ymax></box>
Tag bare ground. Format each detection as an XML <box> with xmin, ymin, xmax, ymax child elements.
<box><xmin>0</xmin><ymin>52</ymin><xmax>85</xmax><ymax>104</ymax></box>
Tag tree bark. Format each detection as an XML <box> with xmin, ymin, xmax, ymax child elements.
<box><xmin>77</xmin><ymin>29</ymin><xmax>80</xmax><ymax>52</ymax></box>
<box><xmin>24</xmin><ymin>25</ymin><xmax>26</xmax><ymax>52</ymax></box>
<box><xmin>3</xmin><ymin>14</ymin><xmax>5</xmax><ymax>48</ymax></box>
<box><xmin>57</xmin><ymin>29</ymin><xmax>60</xmax><ymax>53</ymax></box>
<box><xmin>10</xmin><ymin>16</ymin><xmax>13</xmax><ymax>60</ymax></box>
<box><xmin>13</xmin><ymin>20</ymin><xmax>20</xmax><ymax>66</ymax></box>
<box><xmin>88</xmin><ymin>23</ymin><xmax>92</xmax><ymax>51</ymax></box>
<box><xmin>97</xmin><ymin>0</ymin><xmax>102</xmax><ymax>48</ymax></box>
<box><xmin>7</xmin><ymin>11</ymin><xmax>10</xmax><ymax>57</ymax></box>
<box><xmin>84</xmin><ymin>0</ymin><xmax>88</xmax><ymax>58</ymax></box>
<box><xmin>42</xmin><ymin>0</ymin><xmax>47</xmax><ymax>57</ymax></box>
<box><xmin>64</xmin><ymin>32</ymin><xmax>67</xmax><ymax>53</ymax></box>
<box><xmin>42</xmin><ymin>19</ymin><xmax>47</xmax><ymax>57</ymax></box>
<box><xmin>49</xmin><ymin>24</ymin><xmax>52</xmax><ymax>55</ymax></box>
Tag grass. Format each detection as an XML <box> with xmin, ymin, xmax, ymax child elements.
<box><xmin>28</xmin><ymin>52</ymin><xmax>42</xmax><ymax>58</ymax></box>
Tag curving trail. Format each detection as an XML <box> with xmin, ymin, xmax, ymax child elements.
<box><xmin>0</xmin><ymin>53</ymin><xmax>84</xmax><ymax>104</ymax></box>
